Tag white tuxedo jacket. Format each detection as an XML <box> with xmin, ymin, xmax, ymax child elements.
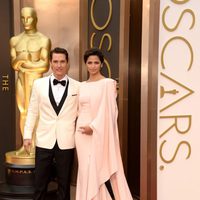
<box><xmin>23</xmin><ymin>75</ymin><xmax>80</xmax><ymax>149</ymax></box>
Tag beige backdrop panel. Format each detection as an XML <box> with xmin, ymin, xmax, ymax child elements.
<box><xmin>157</xmin><ymin>1</ymin><xmax>200</xmax><ymax>199</ymax></box>
<box><xmin>23</xmin><ymin>0</ymin><xmax>80</xmax><ymax>80</ymax></box>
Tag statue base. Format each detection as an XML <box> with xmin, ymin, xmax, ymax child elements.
<box><xmin>5</xmin><ymin>150</ymin><xmax>35</xmax><ymax>166</ymax></box>
<box><xmin>1</xmin><ymin>150</ymin><xmax>57</xmax><ymax>199</ymax></box>
<box><xmin>5</xmin><ymin>150</ymin><xmax>35</xmax><ymax>186</ymax></box>
<box><xmin>0</xmin><ymin>182</ymin><xmax>57</xmax><ymax>200</ymax></box>
<box><xmin>0</xmin><ymin>151</ymin><xmax>57</xmax><ymax>200</ymax></box>
<box><xmin>5</xmin><ymin>163</ymin><xmax>35</xmax><ymax>186</ymax></box>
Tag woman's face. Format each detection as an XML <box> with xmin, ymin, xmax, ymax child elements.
<box><xmin>86</xmin><ymin>55</ymin><xmax>102</xmax><ymax>76</ymax></box>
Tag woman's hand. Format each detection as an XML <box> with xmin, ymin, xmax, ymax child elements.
<box><xmin>79</xmin><ymin>126</ymin><xmax>93</xmax><ymax>135</ymax></box>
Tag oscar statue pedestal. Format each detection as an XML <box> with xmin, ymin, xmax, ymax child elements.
<box><xmin>0</xmin><ymin>181</ymin><xmax>57</xmax><ymax>200</ymax></box>
<box><xmin>0</xmin><ymin>151</ymin><xmax>57</xmax><ymax>199</ymax></box>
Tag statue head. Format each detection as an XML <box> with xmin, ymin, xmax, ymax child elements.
<box><xmin>21</xmin><ymin>7</ymin><xmax>37</xmax><ymax>32</ymax></box>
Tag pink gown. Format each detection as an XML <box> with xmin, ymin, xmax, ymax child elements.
<box><xmin>75</xmin><ymin>78</ymin><xmax>133</xmax><ymax>200</ymax></box>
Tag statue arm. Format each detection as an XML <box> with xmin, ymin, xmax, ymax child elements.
<box><xmin>21</xmin><ymin>38</ymin><xmax>51</xmax><ymax>73</ymax></box>
<box><xmin>10</xmin><ymin>37</ymin><xmax>26</xmax><ymax>71</ymax></box>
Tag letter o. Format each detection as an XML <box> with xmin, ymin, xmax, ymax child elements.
<box><xmin>90</xmin><ymin>0</ymin><xmax>112</xmax><ymax>30</ymax></box>
<box><xmin>171</xmin><ymin>0</ymin><xmax>190</xmax><ymax>4</ymax></box>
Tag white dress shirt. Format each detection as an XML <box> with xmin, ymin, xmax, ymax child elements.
<box><xmin>51</xmin><ymin>74</ymin><xmax>68</xmax><ymax>106</ymax></box>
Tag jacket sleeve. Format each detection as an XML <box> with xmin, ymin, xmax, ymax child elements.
<box><xmin>23</xmin><ymin>80</ymin><xmax>39</xmax><ymax>139</ymax></box>
<box><xmin>89</xmin><ymin>79</ymin><xmax>118</xmax><ymax>133</ymax></box>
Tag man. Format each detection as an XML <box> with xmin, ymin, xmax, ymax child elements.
<box><xmin>10</xmin><ymin>7</ymin><xmax>51</xmax><ymax>155</ymax></box>
<box><xmin>23</xmin><ymin>47</ymin><xmax>79</xmax><ymax>200</ymax></box>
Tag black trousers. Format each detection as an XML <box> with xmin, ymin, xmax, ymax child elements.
<box><xmin>34</xmin><ymin>142</ymin><xmax>74</xmax><ymax>200</ymax></box>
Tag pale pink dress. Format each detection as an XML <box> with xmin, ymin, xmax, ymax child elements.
<box><xmin>75</xmin><ymin>78</ymin><xmax>133</xmax><ymax>200</ymax></box>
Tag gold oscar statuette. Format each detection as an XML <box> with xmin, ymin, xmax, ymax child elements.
<box><xmin>6</xmin><ymin>7</ymin><xmax>51</xmax><ymax>165</ymax></box>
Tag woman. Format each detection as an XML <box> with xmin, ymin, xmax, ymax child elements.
<box><xmin>75</xmin><ymin>48</ymin><xmax>133</xmax><ymax>200</ymax></box>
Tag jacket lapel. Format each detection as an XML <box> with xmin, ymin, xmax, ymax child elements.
<box><xmin>48</xmin><ymin>78</ymin><xmax>69</xmax><ymax>115</ymax></box>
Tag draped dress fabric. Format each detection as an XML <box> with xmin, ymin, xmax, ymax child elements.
<box><xmin>75</xmin><ymin>78</ymin><xmax>133</xmax><ymax>200</ymax></box>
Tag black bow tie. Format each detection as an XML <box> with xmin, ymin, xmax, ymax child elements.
<box><xmin>53</xmin><ymin>79</ymin><xmax>66</xmax><ymax>86</ymax></box>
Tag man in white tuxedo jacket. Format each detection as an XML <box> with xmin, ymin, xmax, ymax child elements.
<box><xmin>23</xmin><ymin>47</ymin><xmax>79</xmax><ymax>200</ymax></box>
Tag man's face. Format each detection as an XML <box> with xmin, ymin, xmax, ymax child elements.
<box><xmin>21</xmin><ymin>8</ymin><xmax>37</xmax><ymax>31</ymax></box>
<box><xmin>50</xmin><ymin>53</ymin><xmax>69</xmax><ymax>80</ymax></box>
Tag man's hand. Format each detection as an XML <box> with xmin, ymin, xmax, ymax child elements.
<box><xmin>23</xmin><ymin>139</ymin><xmax>32</xmax><ymax>155</ymax></box>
